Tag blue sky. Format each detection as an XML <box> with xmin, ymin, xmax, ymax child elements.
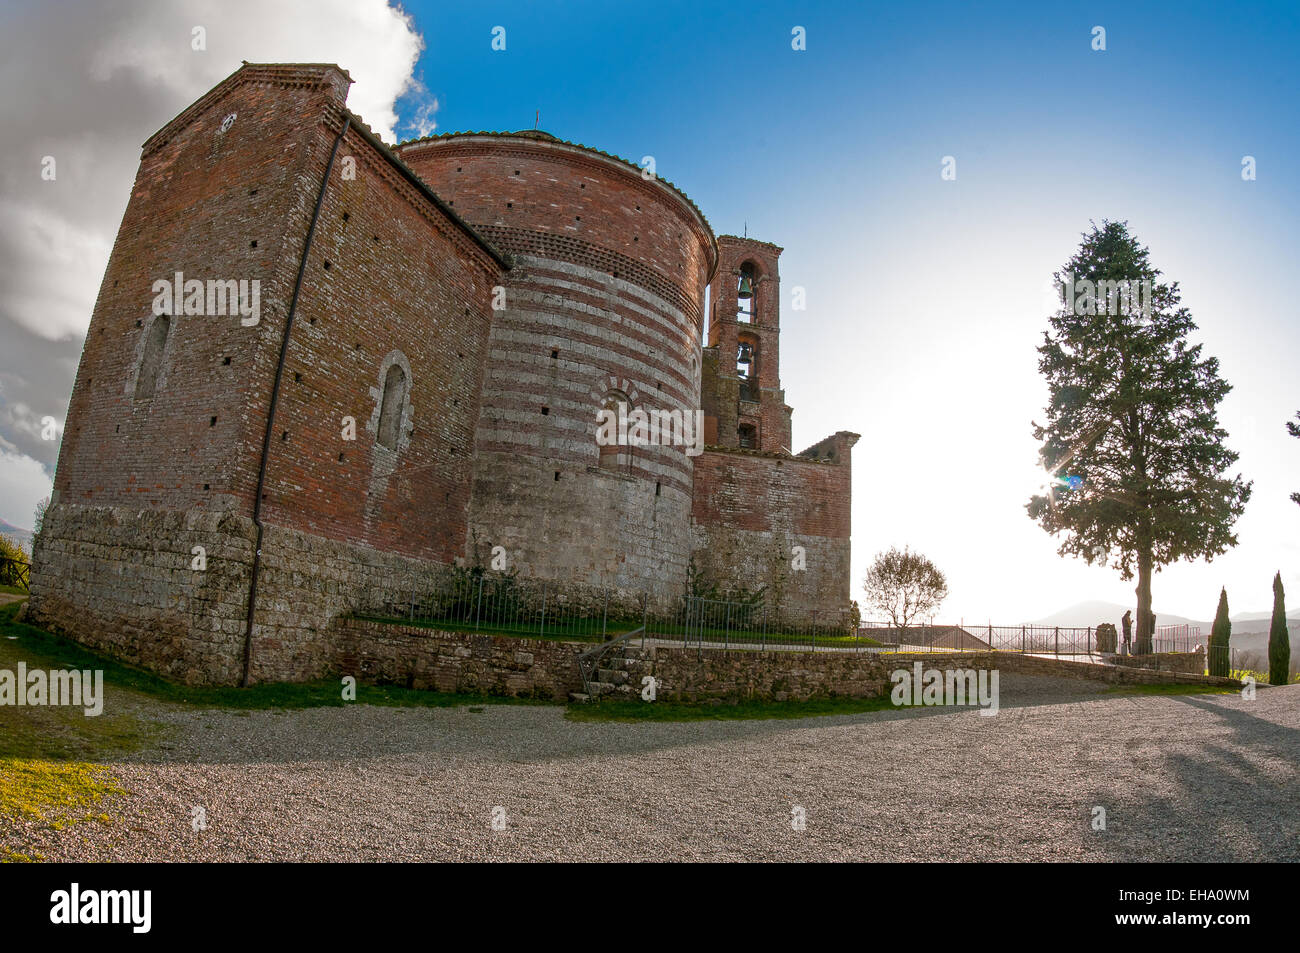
<box><xmin>2</xmin><ymin>0</ymin><xmax>1296</xmax><ymax>622</ymax></box>
<box><xmin>382</xmin><ymin>0</ymin><xmax>1300</xmax><ymax>620</ymax></box>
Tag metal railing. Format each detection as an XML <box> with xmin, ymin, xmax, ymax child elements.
<box><xmin>670</xmin><ymin>596</ymin><xmax>860</xmax><ymax>655</ymax></box>
<box><xmin>855</xmin><ymin>621</ymin><xmax>1213</xmax><ymax>659</ymax></box>
<box><xmin>357</xmin><ymin>574</ymin><xmax>1234</xmax><ymax>673</ymax></box>
<box><xmin>365</xmin><ymin>570</ymin><xmax>650</xmax><ymax>643</ymax></box>
<box><xmin>0</xmin><ymin>556</ymin><xmax>30</xmax><ymax>592</ymax></box>
<box><xmin>577</xmin><ymin>626</ymin><xmax>646</xmax><ymax>696</ymax></box>
<box><xmin>358</xmin><ymin>574</ymin><xmax>861</xmax><ymax>652</ymax></box>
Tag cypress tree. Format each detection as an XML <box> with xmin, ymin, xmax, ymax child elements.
<box><xmin>1269</xmin><ymin>572</ymin><xmax>1291</xmax><ymax>686</ymax></box>
<box><xmin>1208</xmin><ymin>588</ymin><xmax>1231</xmax><ymax>677</ymax></box>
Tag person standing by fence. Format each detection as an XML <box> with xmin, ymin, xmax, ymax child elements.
<box><xmin>1121</xmin><ymin>610</ymin><xmax>1132</xmax><ymax>656</ymax></box>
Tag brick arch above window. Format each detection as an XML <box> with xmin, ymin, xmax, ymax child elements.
<box><xmin>587</xmin><ymin>373</ymin><xmax>641</xmax><ymax>407</ymax></box>
<box><xmin>367</xmin><ymin>350</ymin><xmax>414</xmax><ymax>454</ymax></box>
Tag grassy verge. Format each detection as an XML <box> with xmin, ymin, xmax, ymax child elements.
<box><xmin>0</xmin><ymin>760</ymin><xmax>122</xmax><ymax>863</ymax></box>
<box><xmin>0</xmin><ymin>585</ymin><xmax>28</xmax><ymax>596</ymax></box>
<box><xmin>354</xmin><ymin>613</ymin><xmax>885</xmax><ymax>649</ymax></box>
<box><xmin>1229</xmin><ymin>668</ymin><xmax>1300</xmax><ymax>685</ymax></box>
<box><xmin>0</xmin><ymin>602</ymin><xmax>551</xmax><ymax>724</ymax></box>
<box><xmin>565</xmin><ymin>693</ymin><xmax>897</xmax><ymax>722</ymax></box>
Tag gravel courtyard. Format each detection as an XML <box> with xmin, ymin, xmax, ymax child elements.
<box><xmin>10</xmin><ymin>675</ymin><xmax>1299</xmax><ymax>862</ymax></box>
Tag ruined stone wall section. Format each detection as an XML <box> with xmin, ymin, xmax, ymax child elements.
<box><xmin>691</xmin><ymin>447</ymin><xmax>854</xmax><ymax>608</ymax></box>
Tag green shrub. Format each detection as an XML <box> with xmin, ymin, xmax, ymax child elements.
<box><xmin>1208</xmin><ymin>588</ymin><xmax>1232</xmax><ymax>677</ymax></box>
<box><xmin>1269</xmin><ymin>572</ymin><xmax>1291</xmax><ymax>687</ymax></box>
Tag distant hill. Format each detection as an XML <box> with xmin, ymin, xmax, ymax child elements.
<box><xmin>0</xmin><ymin>519</ymin><xmax>32</xmax><ymax>553</ymax></box>
<box><xmin>1032</xmin><ymin>601</ymin><xmax>1207</xmax><ymax>630</ymax></box>
<box><xmin>1033</xmin><ymin>599</ymin><xmax>1299</xmax><ymax>635</ymax></box>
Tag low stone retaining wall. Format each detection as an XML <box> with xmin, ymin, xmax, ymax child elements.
<box><xmin>1107</xmin><ymin>649</ymin><xmax>1205</xmax><ymax>675</ymax></box>
<box><xmin>332</xmin><ymin>619</ymin><xmax>1241</xmax><ymax>702</ymax></box>
<box><xmin>601</xmin><ymin>647</ymin><xmax>1241</xmax><ymax>703</ymax></box>
<box><xmin>337</xmin><ymin>618</ymin><xmax>585</xmax><ymax>699</ymax></box>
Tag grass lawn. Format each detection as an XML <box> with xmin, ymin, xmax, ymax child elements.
<box><xmin>0</xmin><ymin>602</ymin><xmax>548</xmax><ymax>749</ymax></box>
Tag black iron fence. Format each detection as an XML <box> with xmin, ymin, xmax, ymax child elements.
<box><xmin>357</xmin><ymin>572</ymin><xmax>859</xmax><ymax>649</ymax></box>
<box><xmin>852</xmin><ymin>621</ymin><xmax>1212</xmax><ymax>656</ymax></box>
<box><xmin>0</xmin><ymin>556</ymin><xmax>30</xmax><ymax>592</ymax></box>
<box><xmin>355</xmin><ymin>574</ymin><xmax>1237</xmax><ymax>671</ymax></box>
<box><xmin>672</xmin><ymin>596</ymin><xmax>860</xmax><ymax>652</ymax></box>
<box><xmin>364</xmin><ymin>570</ymin><xmax>648</xmax><ymax>643</ymax></box>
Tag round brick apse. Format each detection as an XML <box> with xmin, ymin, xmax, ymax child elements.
<box><xmin>394</xmin><ymin>132</ymin><xmax>717</xmax><ymax>597</ymax></box>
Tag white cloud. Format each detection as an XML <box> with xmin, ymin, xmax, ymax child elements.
<box><xmin>0</xmin><ymin>0</ymin><xmax>424</xmax><ymax>344</ymax></box>
<box><xmin>0</xmin><ymin>448</ymin><xmax>52</xmax><ymax>530</ymax></box>
<box><xmin>87</xmin><ymin>0</ymin><xmax>424</xmax><ymax>143</ymax></box>
<box><xmin>403</xmin><ymin>84</ymin><xmax>441</xmax><ymax>139</ymax></box>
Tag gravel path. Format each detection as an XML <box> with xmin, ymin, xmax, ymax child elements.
<box><xmin>8</xmin><ymin>675</ymin><xmax>1298</xmax><ymax>862</ymax></box>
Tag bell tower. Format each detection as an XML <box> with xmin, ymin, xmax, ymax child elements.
<box><xmin>700</xmin><ymin>235</ymin><xmax>792</xmax><ymax>453</ymax></box>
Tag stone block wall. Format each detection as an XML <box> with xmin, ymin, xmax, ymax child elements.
<box><xmin>1107</xmin><ymin>649</ymin><xmax>1206</xmax><ymax>675</ymax></box>
<box><xmin>26</xmin><ymin>503</ymin><xmax>255</xmax><ymax>685</ymax></box>
<box><xmin>337</xmin><ymin>618</ymin><xmax>584</xmax><ymax>699</ymax></box>
<box><xmin>690</xmin><ymin>440</ymin><xmax>856</xmax><ymax>609</ymax></box>
<box><xmin>27</xmin><ymin>502</ymin><xmax>469</xmax><ymax>686</ymax></box>
<box><xmin>599</xmin><ymin>647</ymin><xmax>1241</xmax><ymax>703</ymax></box>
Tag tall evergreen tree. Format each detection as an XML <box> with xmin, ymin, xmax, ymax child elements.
<box><xmin>1269</xmin><ymin>572</ymin><xmax>1291</xmax><ymax>686</ymax></box>
<box><xmin>1209</xmin><ymin>587</ymin><xmax>1232</xmax><ymax>678</ymax></box>
<box><xmin>1028</xmin><ymin>222</ymin><xmax>1251</xmax><ymax>652</ymax></box>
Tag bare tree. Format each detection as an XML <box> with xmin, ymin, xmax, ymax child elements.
<box><xmin>863</xmin><ymin>546</ymin><xmax>949</xmax><ymax>645</ymax></box>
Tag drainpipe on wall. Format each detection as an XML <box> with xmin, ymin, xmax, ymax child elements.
<box><xmin>240</xmin><ymin>114</ymin><xmax>351</xmax><ymax>687</ymax></box>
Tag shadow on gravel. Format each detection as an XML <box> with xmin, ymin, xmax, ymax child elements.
<box><xmin>1083</xmin><ymin>692</ymin><xmax>1300</xmax><ymax>862</ymax></box>
<box><xmin>98</xmin><ymin>673</ymin><xmax>1118</xmax><ymax>769</ymax></box>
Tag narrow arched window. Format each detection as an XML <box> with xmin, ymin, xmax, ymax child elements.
<box><xmin>135</xmin><ymin>315</ymin><xmax>170</xmax><ymax>399</ymax></box>
<box><xmin>376</xmin><ymin>364</ymin><xmax>407</xmax><ymax>450</ymax></box>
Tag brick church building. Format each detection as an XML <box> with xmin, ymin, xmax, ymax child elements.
<box><xmin>28</xmin><ymin>63</ymin><xmax>858</xmax><ymax>684</ymax></box>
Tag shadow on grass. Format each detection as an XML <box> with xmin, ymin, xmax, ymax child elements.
<box><xmin>0</xmin><ymin>602</ymin><xmax>553</xmax><ymax>762</ymax></box>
